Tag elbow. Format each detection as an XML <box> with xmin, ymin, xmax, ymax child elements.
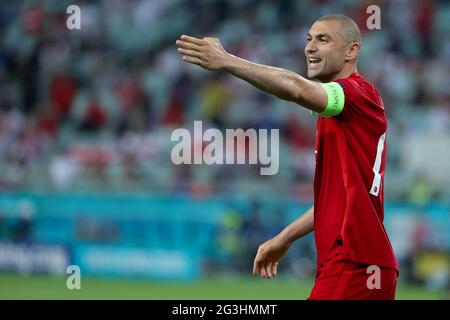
<box><xmin>285</xmin><ymin>74</ymin><xmax>308</xmax><ymax>104</ymax></box>
<box><xmin>286</xmin><ymin>75</ymin><xmax>327</xmax><ymax>113</ymax></box>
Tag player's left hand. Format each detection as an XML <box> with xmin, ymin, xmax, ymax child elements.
<box><xmin>176</xmin><ymin>35</ymin><xmax>229</xmax><ymax>70</ymax></box>
<box><xmin>253</xmin><ymin>236</ymin><xmax>290</xmax><ymax>280</ymax></box>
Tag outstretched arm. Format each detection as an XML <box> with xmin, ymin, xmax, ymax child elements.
<box><xmin>176</xmin><ymin>35</ymin><xmax>329</xmax><ymax>114</ymax></box>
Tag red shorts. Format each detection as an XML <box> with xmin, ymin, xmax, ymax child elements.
<box><xmin>309</xmin><ymin>245</ymin><xmax>398</xmax><ymax>300</ymax></box>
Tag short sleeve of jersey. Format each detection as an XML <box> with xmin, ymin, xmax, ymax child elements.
<box><xmin>335</xmin><ymin>74</ymin><xmax>384</xmax><ymax>121</ymax></box>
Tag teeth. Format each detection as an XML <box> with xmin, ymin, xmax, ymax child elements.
<box><xmin>309</xmin><ymin>58</ymin><xmax>321</xmax><ymax>63</ymax></box>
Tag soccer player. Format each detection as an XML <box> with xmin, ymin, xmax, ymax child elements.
<box><xmin>175</xmin><ymin>14</ymin><xmax>398</xmax><ymax>300</ymax></box>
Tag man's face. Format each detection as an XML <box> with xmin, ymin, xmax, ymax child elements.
<box><xmin>304</xmin><ymin>20</ymin><xmax>348</xmax><ymax>82</ymax></box>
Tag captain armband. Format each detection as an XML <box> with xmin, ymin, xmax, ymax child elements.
<box><xmin>316</xmin><ymin>82</ymin><xmax>345</xmax><ymax>117</ymax></box>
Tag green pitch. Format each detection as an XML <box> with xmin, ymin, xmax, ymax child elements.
<box><xmin>0</xmin><ymin>273</ymin><xmax>443</xmax><ymax>300</ymax></box>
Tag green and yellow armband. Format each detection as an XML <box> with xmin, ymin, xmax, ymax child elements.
<box><xmin>316</xmin><ymin>82</ymin><xmax>345</xmax><ymax>117</ymax></box>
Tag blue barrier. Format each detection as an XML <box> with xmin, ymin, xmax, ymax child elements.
<box><xmin>0</xmin><ymin>193</ymin><xmax>448</xmax><ymax>279</ymax></box>
<box><xmin>73</xmin><ymin>244</ymin><xmax>200</xmax><ymax>280</ymax></box>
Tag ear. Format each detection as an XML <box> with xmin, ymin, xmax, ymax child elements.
<box><xmin>345</xmin><ymin>42</ymin><xmax>360</xmax><ymax>62</ymax></box>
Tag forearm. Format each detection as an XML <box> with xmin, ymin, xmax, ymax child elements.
<box><xmin>224</xmin><ymin>54</ymin><xmax>302</xmax><ymax>100</ymax></box>
<box><xmin>276</xmin><ymin>206</ymin><xmax>314</xmax><ymax>245</ymax></box>
<box><xmin>224</xmin><ymin>54</ymin><xmax>326</xmax><ymax>112</ymax></box>
<box><xmin>176</xmin><ymin>35</ymin><xmax>328</xmax><ymax>113</ymax></box>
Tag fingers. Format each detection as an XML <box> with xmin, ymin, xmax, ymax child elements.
<box><xmin>260</xmin><ymin>265</ymin><xmax>267</xmax><ymax>279</ymax></box>
<box><xmin>176</xmin><ymin>40</ymin><xmax>202</xmax><ymax>51</ymax></box>
<box><xmin>177</xmin><ymin>48</ymin><xmax>202</xmax><ymax>58</ymax></box>
<box><xmin>253</xmin><ymin>258</ymin><xmax>277</xmax><ymax>279</ymax></box>
<box><xmin>264</xmin><ymin>263</ymin><xmax>272</xmax><ymax>279</ymax></box>
<box><xmin>253</xmin><ymin>260</ymin><xmax>258</xmax><ymax>276</ymax></box>
<box><xmin>180</xmin><ymin>35</ymin><xmax>207</xmax><ymax>46</ymax></box>
<box><xmin>256</xmin><ymin>261</ymin><xmax>276</xmax><ymax>279</ymax></box>
<box><xmin>253</xmin><ymin>250</ymin><xmax>262</xmax><ymax>276</ymax></box>
<box><xmin>182</xmin><ymin>55</ymin><xmax>203</xmax><ymax>66</ymax></box>
<box><xmin>176</xmin><ymin>37</ymin><xmax>204</xmax><ymax>67</ymax></box>
<box><xmin>253</xmin><ymin>244</ymin><xmax>279</xmax><ymax>279</ymax></box>
<box><xmin>272</xmin><ymin>261</ymin><xmax>278</xmax><ymax>277</ymax></box>
<box><xmin>253</xmin><ymin>245</ymin><xmax>269</xmax><ymax>279</ymax></box>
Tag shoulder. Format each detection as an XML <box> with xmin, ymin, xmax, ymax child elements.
<box><xmin>334</xmin><ymin>73</ymin><xmax>385</xmax><ymax>120</ymax></box>
<box><xmin>336</xmin><ymin>73</ymin><xmax>382</xmax><ymax>106</ymax></box>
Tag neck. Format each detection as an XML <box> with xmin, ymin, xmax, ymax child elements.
<box><xmin>320</xmin><ymin>63</ymin><xmax>357</xmax><ymax>83</ymax></box>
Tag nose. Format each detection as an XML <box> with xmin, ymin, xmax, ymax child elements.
<box><xmin>305</xmin><ymin>42</ymin><xmax>318</xmax><ymax>54</ymax></box>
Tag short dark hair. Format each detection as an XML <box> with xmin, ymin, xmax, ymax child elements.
<box><xmin>316</xmin><ymin>14</ymin><xmax>361</xmax><ymax>45</ymax></box>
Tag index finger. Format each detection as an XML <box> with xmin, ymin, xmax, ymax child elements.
<box><xmin>180</xmin><ymin>35</ymin><xmax>207</xmax><ymax>46</ymax></box>
<box><xmin>253</xmin><ymin>259</ymin><xmax>259</xmax><ymax>276</ymax></box>
<box><xmin>253</xmin><ymin>255</ymin><xmax>262</xmax><ymax>276</ymax></box>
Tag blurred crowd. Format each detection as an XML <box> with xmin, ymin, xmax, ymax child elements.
<box><xmin>0</xmin><ymin>0</ymin><xmax>449</xmax><ymax>201</ymax></box>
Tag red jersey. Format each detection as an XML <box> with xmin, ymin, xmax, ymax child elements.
<box><xmin>313</xmin><ymin>72</ymin><xmax>398</xmax><ymax>271</ymax></box>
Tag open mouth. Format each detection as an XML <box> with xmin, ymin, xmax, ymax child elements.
<box><xmin>308</xmin><ymin>57</ymin><xmax>322</xmax><ymax>66</ymax></box>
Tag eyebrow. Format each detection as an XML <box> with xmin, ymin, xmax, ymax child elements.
<box><xmin>307</xmin><ymin>33</ymin><xmax>332</xmax><ymax>39</ymax></box>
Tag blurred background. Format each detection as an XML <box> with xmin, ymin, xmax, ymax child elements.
<box><xmin>0</xmin><ymin>0</ymin><xmax>448</xmax><ymax>299</ymax></box>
